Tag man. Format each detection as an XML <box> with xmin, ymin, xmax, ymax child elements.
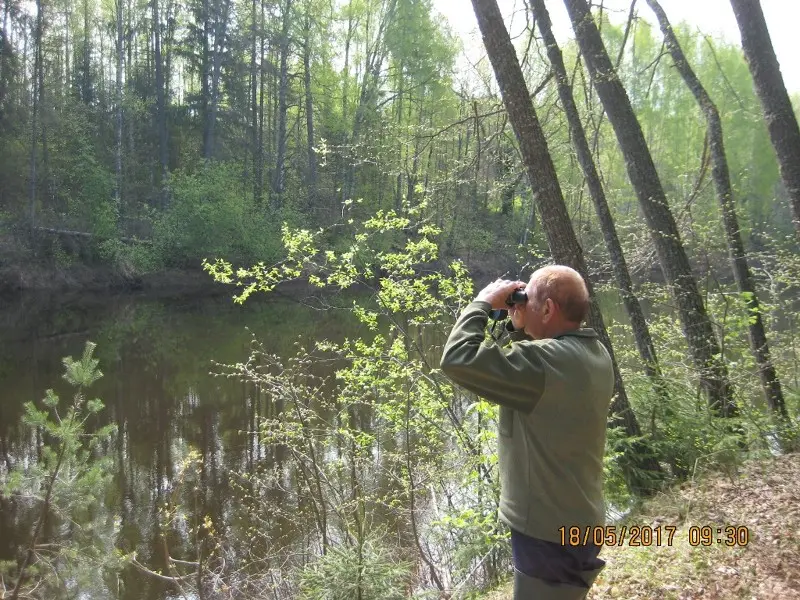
<box><xmin>440</xmin><ymin>265</ymin><xmax>613</xmax><ymax>599</ymax></box>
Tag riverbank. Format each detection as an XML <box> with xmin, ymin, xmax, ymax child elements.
<box><xmin>0</xmin><ymin>251</ymin><xmax>516</xmax><ymax>298</ymax></box>
<box><xmin>483</xmin><ymin>453</ymin><xmax>800</xmax><ymax>599</ymax></box>
<box><xmin>0</xmin><ymin>261</ymin><xmax>214</xmax><ymax>296</ymax></box>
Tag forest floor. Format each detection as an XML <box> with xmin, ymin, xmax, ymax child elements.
<box><xmin>483</xmin><ymin>452</ymin><xmax>800</xmax><ymax>599</ymax></box>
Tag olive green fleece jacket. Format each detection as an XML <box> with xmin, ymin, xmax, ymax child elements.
<box><xmin>440</xmin><ymin>300</ymin><xmax>614</xmax><ymax>544</ymax></box>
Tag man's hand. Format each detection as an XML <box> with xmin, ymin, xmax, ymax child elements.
<box><xmin>475</xmin><ymin>278</ymin><xmax>527</xmax><ymax>310</ymax></box>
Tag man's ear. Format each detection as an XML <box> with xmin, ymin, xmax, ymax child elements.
<box><xmin>542</xmin><ymin>298</ymin><xmax>555</xmax><ymax>321</ymax></box>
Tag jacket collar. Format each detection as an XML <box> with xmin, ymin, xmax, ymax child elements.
<box><xmin>554</xmin><ymin>327</ymin><xmax>597</xmax><ymax>339</ymax></box>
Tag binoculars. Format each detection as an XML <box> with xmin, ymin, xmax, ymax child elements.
<box><xmin>506</xmin><ymin>289</ymin><xmax>528</xmax><ymax>306</ymax></box>
<box><xmin>490</xmin><ymin>288</ymin><xmax>528</xmax><ymax>321</ymax></box>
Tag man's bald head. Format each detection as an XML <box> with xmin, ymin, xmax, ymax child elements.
<box><xmin>529</xmin><ymin>265</ymin><xmax>590</xmax><ymax>324</ymax></box>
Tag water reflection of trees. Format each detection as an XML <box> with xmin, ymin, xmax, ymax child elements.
<box><xmin>0</xmin><ymin>286</ymin><xmax>517</xmax><ymax>598</ymax></box>
<box><xmin>0</xmin><ymin>294</ymin><xmax>364</xmax><ymax>599</ymax></box>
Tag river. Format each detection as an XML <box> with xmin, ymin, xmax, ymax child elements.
<box><xmin>0</xmin><ymin>287</ymin><xmax>373</xmax><ymax>599</ymax></box>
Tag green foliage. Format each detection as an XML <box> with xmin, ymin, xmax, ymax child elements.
<box><xmin>152</xmin><ymin>162</ymin><xmax>282</xmax><ymax>268</ymax></box>
<box><xmin>430</xmin><ymin>506</ymin><xmax>510</xmax><ymax>589</ymax></box>
<box><xmin>0</xmin><ymin>341</ymin><xmax>121</xmax><ymax>599</ymax></box>
<box><xmin>602</xmin><ymin>424</ymin><xmax>637</xmax><ymax>512</ymax></box>
<box><xmin>202</xmin><ymin>191</ymin><xmax>800</xmax><ymax>593</ymax></box>
<box><xmin>297</xmin><ymin>532</ymin><xmax>412</xmax><ymax>600</ymax></box>
<box><xmin>604</xmin><ymin>260</ymin><xmax>800</xmax><ymax>488</ymax></box>
<box><xmin>205</xmin><ymin>201</ymin><xmax>511</xmax><ymax>593</ymax></box>
<box><xmin>1</xmin><ymin>0</ymin><xmax>793</xmax><ymax>285</ymax></box>
<box><xmin>48</xmin><ymin>101</ymin><xmax>116</xmax><ymax>235</ymax></box>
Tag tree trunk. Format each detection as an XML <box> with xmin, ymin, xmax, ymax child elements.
<box><xmin>471</xmin><ymin>101</ymin><xmax>482</xmax><ymax>213</ymax></box>
<box><xmin>153</xmin><ymin>0</ymin><xmax>168</xmax><ymax>197</ymax></box>
<box><xmin>407</xmin><ymin>107</ymin><xmax>423</xmax><ymax>207</ymax></box>
<box><xmin>303</xmin><ymin>4</ymin><xmax>317</xmax><ymax>206</ymax></box>
<box><xmin>345</xmin><ymin>0</ymin><xmax>397</xmax><ymax>202</ymax></box>
<box><xmin>81</xmin><ymin>0</ymin><xmax>91</xmax><ymax>104</ymax></box>
<box><xmin>250</xmin><ymin>0</ymin><xmax>261</xmax><ymax>204</ymax></box>
<box><xmin>729</xmin><ymin>0</ymin><xmax>800</xmax><ymax>239</ymax></box>
<box><xmin>60</xmin><ymin>8</ymin><xmax>68</xmax><ymax>103</ymax></box>
<box><xmin>471</xmin><ymin>0</ymin><xmax>661</xmax><ymax>492</ymax></box>
<box><xmin>201</xmin><ymin>0</ymin><xmax>211</xmax><ymax>158</ymax></box>
<box><xmin>164</xmin><ymin>0</ymin><xmax>175</xmax><ymax>105</ymax></box>
<box><xmin>529</xmin><ymin>0</ymin><xmax>667</xmax><ymax>398</ymax></box>
<box><xmin>266</xmin><ymin>43</ymin><xmax>274</xmax><ymax>193</ymax></box>
<box><xmin>205</xmin><ymin>0</ymin><xmax>229</xmax><ymax>161</ymax></box>
<box><xmin>272</xmin><ymin>0</ymin><xmax>292</xmax><ymax>205</ymax></box>
<box><xmin>29</xmin><ymin>0</ymin><xmax>44</xmax><ymax>237</ymax></box>
<box><xmin>98</xmin><ymin>17</ymin><xmax>104</xmax><ymax>104</ymax></box>
<box><xmin>394</xmin><ymin>61</ymin><xmax>404</xmax><ymax>211</ymax></box>
<box><xmin>0</xmin><ymin>0</ymin><xmax>10</xmax><ymax>115</ymax></box>
<box><xmin>115</xmin><ymin>0</ymin><xmax>123</xmax><ymax>213</ymax></box>
<box><xmin>646</xmin><ymin>0</ymin><xmax>789</xmax><ymax>429</ymax></box>
<box><xmin>125</xmin><ymin>0</ymin><xmax>134</xmax><ymax>177</ymax></box>
<box><xmin>40</xmin><ymin>5</ymin><xmax>48</xmax><ymax>215</ymax></box>
<box><xmin>338</xmin><ymin>3</ymin><xmax>354</xmax><ymax>205</ymax></box>
<box><xmin>563</xmin><ymin>0</ymin><xmax>737</xmax><ymax>418</ymax></box>
<box><xmin>257</xmin><ymin>4</ymin><xmax>266</xmax><ymax>204</ymax></box>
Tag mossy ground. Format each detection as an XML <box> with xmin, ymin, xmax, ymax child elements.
<box><xmin>482</xmin><ymin>453</ymin><xmax>800</xmax><ymax>599</ymax></box>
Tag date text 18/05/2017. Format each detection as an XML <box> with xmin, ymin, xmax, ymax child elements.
<box><xmin>558</xmin><ymin>525</ymin><xmax>750</xmax><ymax>547</ymax></box>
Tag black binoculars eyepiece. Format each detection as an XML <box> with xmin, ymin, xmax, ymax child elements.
<box><xmin>505</xmin><ymin>289</ymin><xmax>528</xmax><ymax>306</ymax></box>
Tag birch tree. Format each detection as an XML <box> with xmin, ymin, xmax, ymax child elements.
<box><xmin>471</xmin><ymin>0</ymin><xmax>662</xmax><ymax>491</ymax></box>
<box><xmin>563</xmin><ymin>0</ymin><xmax>737</xmax><ymax>418</ymax></box>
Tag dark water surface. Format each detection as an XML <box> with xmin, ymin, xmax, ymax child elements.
<box><xmin>0</xmin><ymin>288</ymin><xmax>366</xmax><ymax>599</ymax></box>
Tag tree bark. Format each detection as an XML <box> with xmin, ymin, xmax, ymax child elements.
<box><xmin>204</xmin><ymin>0</ymin><xmax>229</xmax><ymax>161</ymax></box>
<box><xmin>729</xmin><ymin>0</ymin><xmax>800</xmax><ymax>239</ymax></box>
<box><xmin>250</xmin><ymin>0</ymin><xmax>261</xmax><ymax>204</ymax></box>
<box><xmin>563</xmin><ymin>0</ymin><xmax>737</xmax><ymax>418</ymax></box>
<box><xmin>272</xmin><ymin>0</ymin><xmax>292</xmax><ymax>205</ymax></box>
<box><xmin>0</xmin><ymin>0</ymin><xmax>9</xmax><ymax>116</ymax></box>
<box><xmin>201</xmin><ymin>0</ymin><xmax>211</xmax><ymax>158</ymax></box>
<box><xmin>164</xmin><ymin>0</ymin><xmax>175</xmax><ymax>105</ymax></box>
<box><xmin>646</xmin><ymin>0</ymin><xmax>789</xmax><ymax>428</ymax></box>
<box><xmin>80</xmin><ymin>0</ymin><xmax>91</xmax><ymax>104</ymax></box>
<box><xmin>471</xmin><ymin>0</ymin><xmax>661</xmax><ymax>491</ymax></box>
<box><xmin>153</xmin><ymin>0</ymin><xmax>168</xmax><ymax>197</ymax></box>
<box><xmin>115</xmin><ymin>0</ymin><xmax>123</xmax><ymax>213</ymax></box>
<box><xmin>125</xmin><ymin>0</ymin><xmax>134</xmax><ymax>175</ymax></box>
<box><xmin>345</xmin><ymin>0</ymin><xmax>397</xmax><ymax>202</ymax></box>
<box><xmin>258</xmin><ymin>4</ymin><xmax>266</xmax><ymax>204</ymax></box>
<box><xmin>303</xmin><ymin>4</ymin><xmax>317</xmax><ymax>205</ymax></box>
<box><xmin>29</xmin><ymin>0</ymin><xmax>45</xmax><ymax>237</ymax></box>
<box><xmin>529</xmin><ymin>0</ymin><xmax>667</xmax><ymax>399</ymax></box>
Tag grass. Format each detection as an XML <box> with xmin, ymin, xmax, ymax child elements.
<box><xmin>480</xmin><ymin>453</ymin><xmax>800</xmax><ymax>599</ymax></box>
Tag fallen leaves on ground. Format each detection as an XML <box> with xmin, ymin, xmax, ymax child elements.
<box><xmin>589</xmin><ymin>453</ymin><xmax>800</xmax><ymax>599</ymax></box>
<box><xmin>483</xmin><ymin>453</ymin><xmax>800</xmax><ymax>599</ymax></box>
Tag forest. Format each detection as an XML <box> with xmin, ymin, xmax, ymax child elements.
<box><xmin>1</xmin><ymin>0</ymin><xmax>799</xmax><ymax>597</ymax></box>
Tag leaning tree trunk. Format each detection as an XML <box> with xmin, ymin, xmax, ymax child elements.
<box><xmin>529</xmin><ymin>0</ymin><xmax>667</xmax><ymax>400</ymax></box>
<box><xmin>563</xmin><ymin>0</ymin><xmax>737</xmax><ymax>418</ymax></box>
<box><xmin>471</xmin><ymin>0</ymin><xmax>662</xmax><ymax>492</ymax></box>
<box><xmin>729</xmin><ymin>0</ymin><xmax>800</xmax><ymax>239</ymax></box>
<box><xmin>646</xmin><ymin>0</ymin><xmax>790</xmax><ymax>433</ymax></box>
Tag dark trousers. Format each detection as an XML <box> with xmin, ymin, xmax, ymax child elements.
<box><xmin>511</xmin><ymin>529</ymin><xmax>605</xmax><ymax>599</ymax></box>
